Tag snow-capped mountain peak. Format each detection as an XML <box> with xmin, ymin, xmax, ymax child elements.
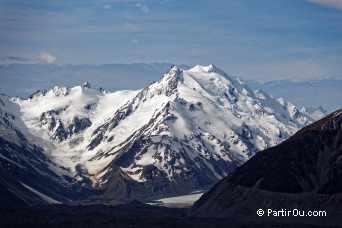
<box><xmin>96</xmin><ymin>86</ymin><xmax>108</xmax><ymax>94</ymax></box>
<box><xmin>28</xmin><ymin>89</ymin><xmax>48</xmax><ymax>99</ymax></box>
<box><xmin>79</xmin><ymin>65</ymin><xmax>326</xmax><ymax>198</ymax></box>
<box><xmin>147</xmin><ymin>64</ymin><xmax>183</xmax><ymax>97</ymax></box>
<box><xmin>52</xmin><ymin>85</ymin><xmax>69</xmax><ymax>97</ymax></box>
<box><xmin>82</xmin><ymin>81</ymin><xmax>91</xmax><ymax>89</ymax></box>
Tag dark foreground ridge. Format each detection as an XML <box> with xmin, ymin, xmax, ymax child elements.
<box><xmin>189</xmin><ymin>109</ymin><xmax>342</xmax><ymax>226</ymax></box>
<box><xmin>0</xmin><ymin>202</ymin><xmax>334</xmax><ymax>228</ymax></box>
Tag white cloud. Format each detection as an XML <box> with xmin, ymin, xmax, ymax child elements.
<box><xmin>103</xmin><ymin>4</ymin><xmax>111</xmax><ymax>10</ymax></box>
<box><xmin>38</xmin><ymin>52</ymin><xmax>56</xmax><ymax>64</ymax></box>
<box><xmin>307</xmin><ymin>0</ymin><xmax>342</xmax><ymax>10</ymax></box>
<box><xmin>134</xmin><ymin>3</ymin><xmax>150</xmax><ymax>14</ymax></box>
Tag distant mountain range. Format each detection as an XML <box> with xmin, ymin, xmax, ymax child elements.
<box><xmin>189</xmin><ymin>109</ymin><xmax>342</xmax><ymax>226</ymax></box>
<box><xmin>0</xmin><ymin>64</ymin><xmax>327</xmax><ymax>206</ymax></box>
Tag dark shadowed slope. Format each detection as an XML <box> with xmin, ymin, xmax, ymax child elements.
<box><xmin>189</xmin><ymin>109</ymin><xmax>342</xmax><ymax>226</ymax></box>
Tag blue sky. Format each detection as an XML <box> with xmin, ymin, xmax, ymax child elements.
<box><xmin>0</xmin><ymin>0</ymin><xmax>341</xmax><ymax>111</ymax></box>
<box><xmin>1</xmin><ymin>0</ymin><xmax>342</xmax><ymax>80</ymax></box>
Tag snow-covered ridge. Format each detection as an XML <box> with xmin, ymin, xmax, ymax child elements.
<box><xmin>1</xmin><ymin>82</ymin><xmax>139</xmax><ymax>176</ymax></box>
<box><xmin>0</xmin><ymin>65</ymin><xmax>327</xmax><ymax>200</ymax></box>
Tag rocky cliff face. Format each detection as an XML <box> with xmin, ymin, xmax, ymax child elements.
<box><xmin>189</xmin><ymin>109</ymin><xmax>342</xmax><ymax>226</ymax></box>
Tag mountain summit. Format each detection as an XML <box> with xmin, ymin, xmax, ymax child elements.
<box><xmin>0</xmin><ymin>65</ymin><xmax>326</xmax><ymax>204</ymax></box>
